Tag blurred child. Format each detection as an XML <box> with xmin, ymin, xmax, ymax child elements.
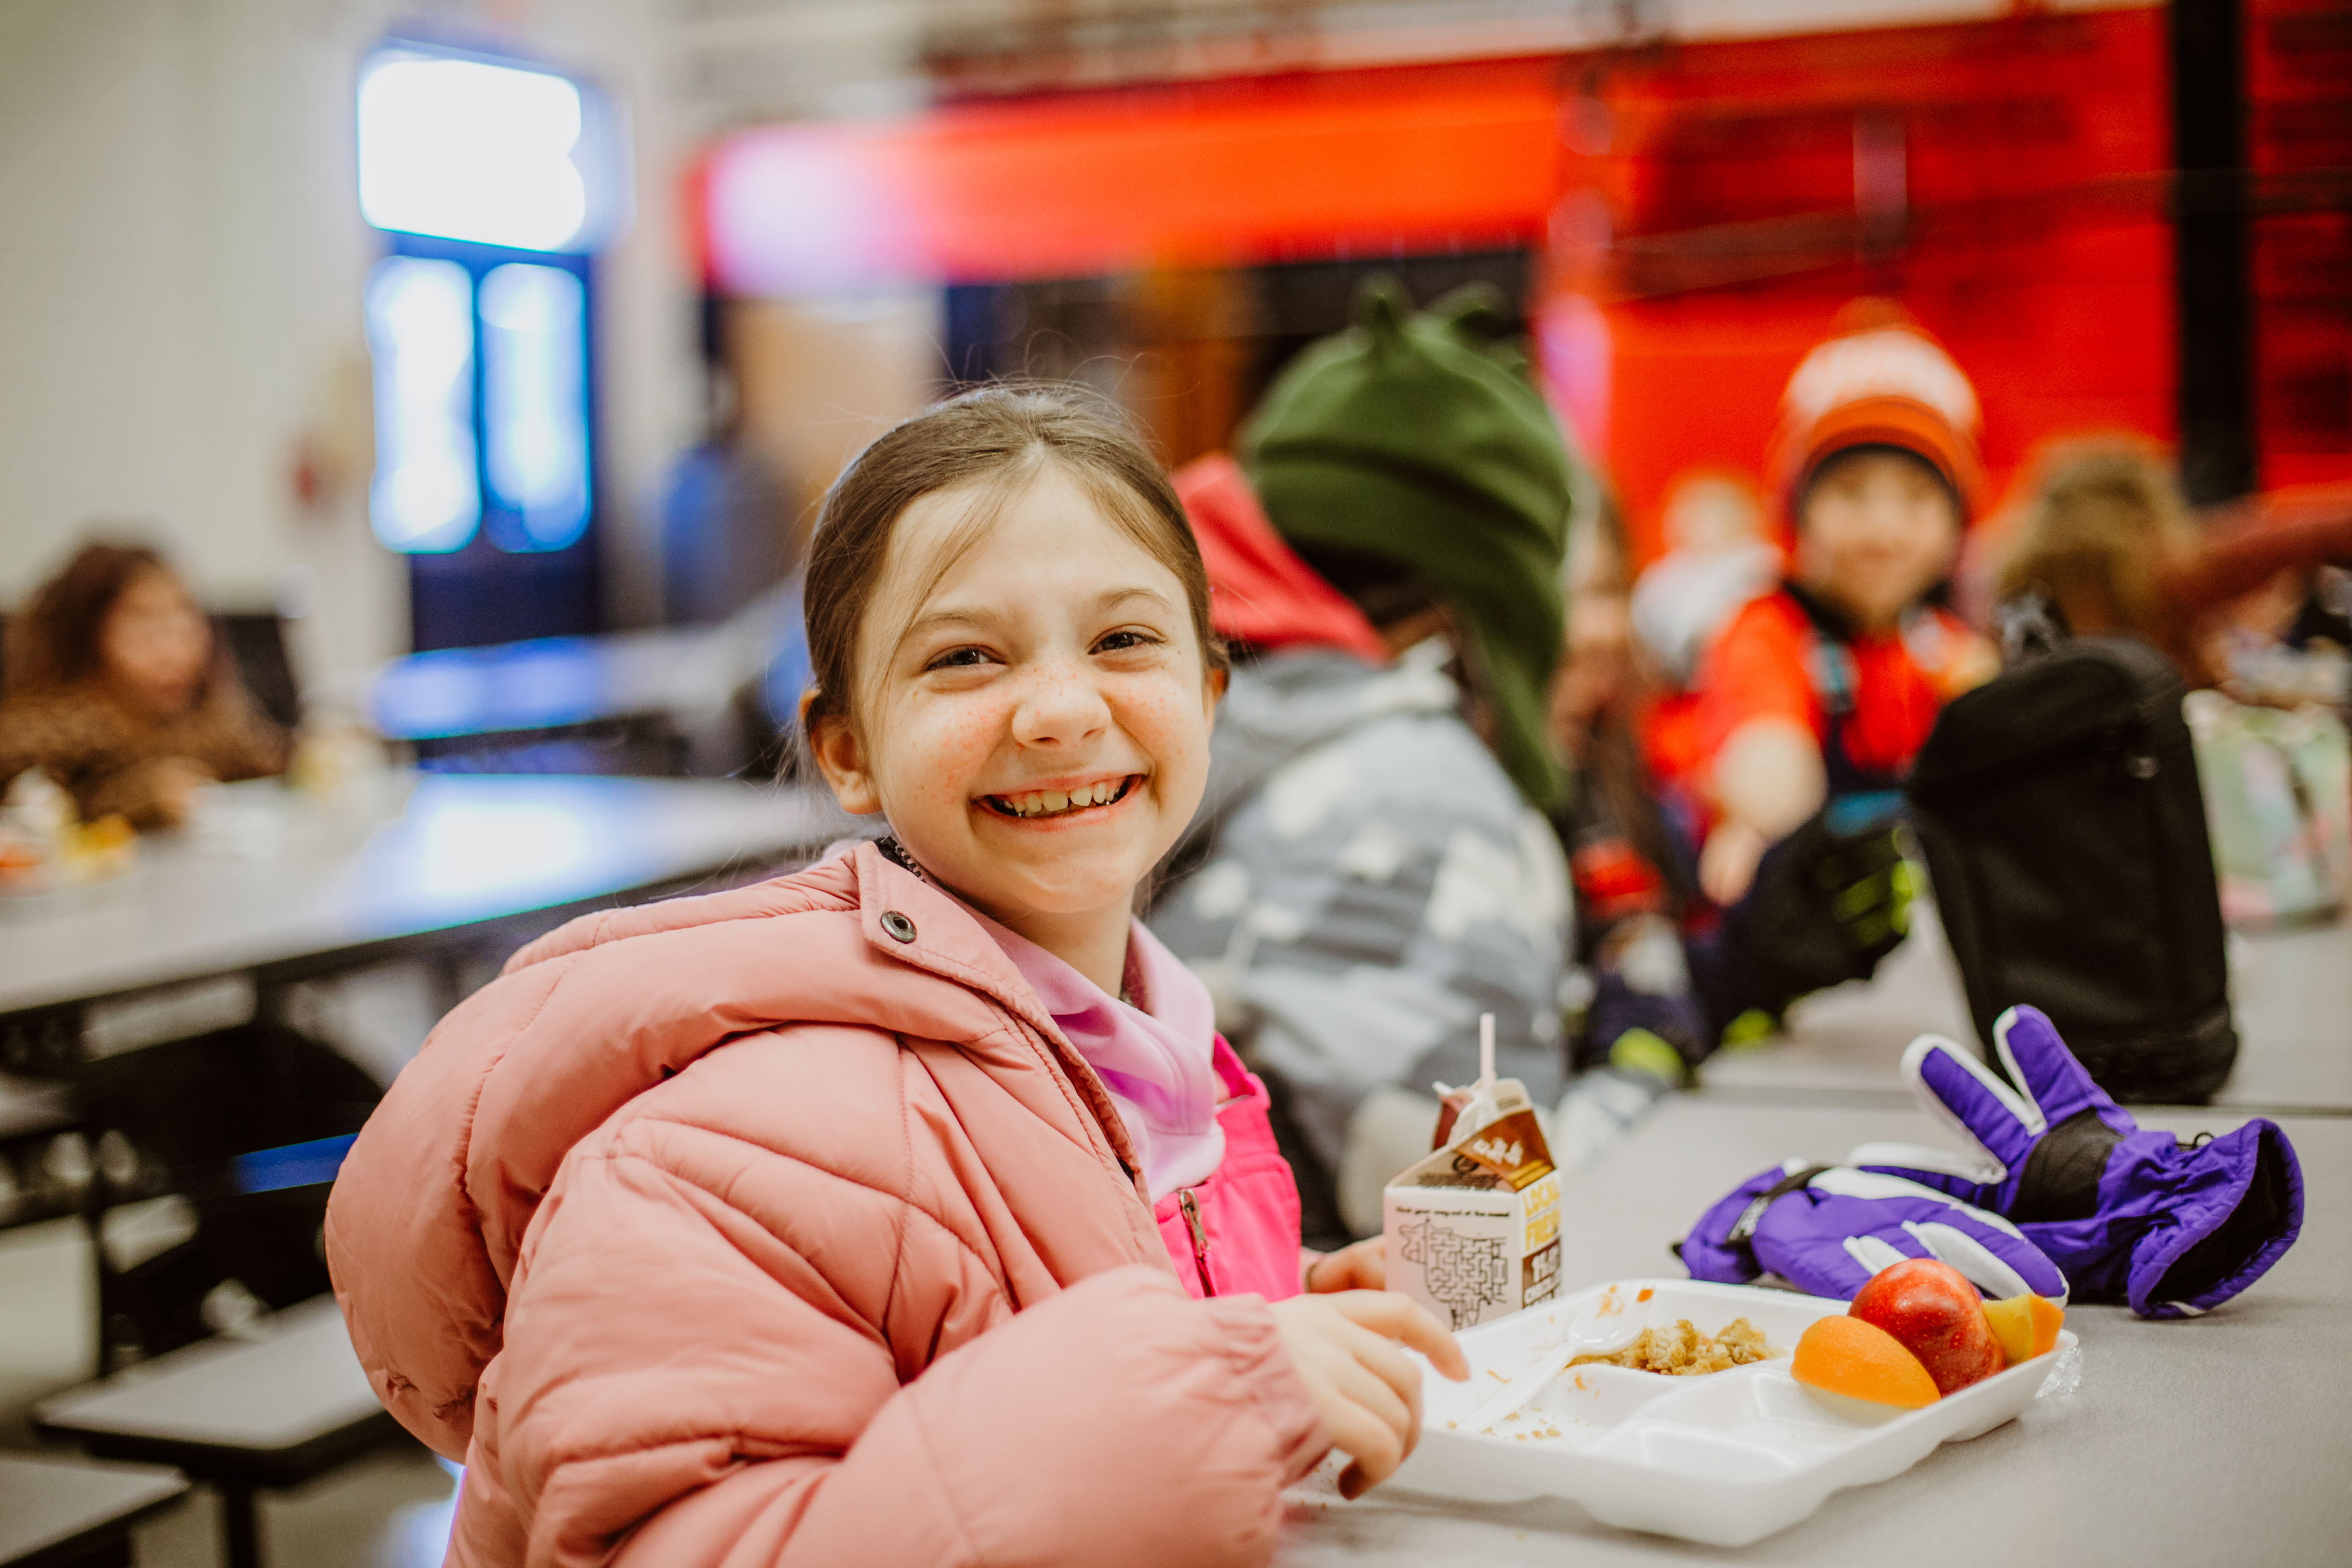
<box><xmin>328</xmin><ymin>387</ymin><xmax>1465</xmax><ymax>1567</ymax></box>
<box><xmin>1996</xmin><ymin>441</ymin><xmax>2352</xmax><ymax>699</ymax></box>
<box><xmin>1547</xmin><ymin>498</ymin><xmax>1715</xmax><ymax>1071</ymax></box>
<box><xmin>0</xmin><ymin>541</ymin><xmax>286</xmax><ymax>829</ymax></box>
<box><xmin>1628</xmin><ymin>470</ymin><xmax>1778</xmax><ymax>690</ymax></box>
<box><xmin>1688</xmin><ymin>303</ymin><xmax>1997</xmax><ymax>907</ymax></box>
<box><xmin>1549</xmin><ymin>493</ymin><xmax>1918</xmax><ymax>1080</ymax></box>
<box><xmin>1149</xmin><ymin>282</ymin><xmax>1595</xmax><ymax>1242</ymax></box>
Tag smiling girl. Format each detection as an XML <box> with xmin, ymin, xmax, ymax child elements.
<box><xmin>328</xmin><ymin>387</ymin><xmax>1465</xmax><ymax>1568</ymax></box>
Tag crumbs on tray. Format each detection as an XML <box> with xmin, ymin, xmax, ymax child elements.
<box><xmin>1569</xmin><ymin>1317</ymin><xmax>1778</xmax><ymax>1376</ymax></box>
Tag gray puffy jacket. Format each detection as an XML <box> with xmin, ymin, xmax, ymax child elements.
<box><xmin>1145</xmin><ymin>644</ymin><xmax>1574</xmax><ymax>1190</ymax></box>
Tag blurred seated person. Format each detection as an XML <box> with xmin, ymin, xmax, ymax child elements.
<box><xmin>1996</xmin><ymin>442</ymin><xmax>2352</xmax><ymax>701</ymax></box>
<box><xmin>1549</xmin><ymin>496</ymin><xmax>1716</xmax><ymax>1075</ymax></box>
<box><xmin>0</xmin><ymin>541</ymin><xmax>287</xmax><ymax>829</ymax></box>
<box><xmin>1148</xmin><ymin>281</ymin><xmax>1661</xmax><ymax>1244</ymax></box>
<box><xmin>1688</xmin><ymin>303</ymin><xmax>1997</xmax><ymax>909</ymax></box>
<box><xmin>1549</xmin><ymin>487</ymin><xmax>1922</xmax><ymax>1081</ymax></box>
<box><xmin>658</xmin><ymin>362</ymin><xmax>793</xmax><ymax>628</ymax></box>
<box><xmin>1628</xmin><ymin>470</ymin><xmax>1778</xmax><ymax>692</ymax></box>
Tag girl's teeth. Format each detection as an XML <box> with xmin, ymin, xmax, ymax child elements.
<box><xmin>997</xmin><ymin>779</ymin><xmax>1127</xmax><ymax>817</ymax></box>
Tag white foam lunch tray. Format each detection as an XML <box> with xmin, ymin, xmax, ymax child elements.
<box><xmin>1388</xmin><ymin>1277</ymin><xmax>2079</xmax><ymax>1546</ymax></box>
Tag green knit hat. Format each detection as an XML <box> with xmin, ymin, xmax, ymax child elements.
<box><xmin>1241</xmin><ymin>279</ymin><xmax>1572</xmax><ymax>806</ymax></box>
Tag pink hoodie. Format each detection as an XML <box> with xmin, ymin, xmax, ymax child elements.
<box><xmin>325</xmin><ymin>842</ymin><xmax>1324</xmax><ymax>1567</ymax></box>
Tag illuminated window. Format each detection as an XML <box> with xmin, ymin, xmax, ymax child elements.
<box><xmin>357</xmin><ymin>48</ymin><xmax>620</xmax><ymax>254</ymax></box>
<box><xmin>481</xmin><ymin>264</ymin><xmax>590</xmax><ymax>552</ymax></box>
<box><xmin>365</xmin><ymin>257</ymin><xmax>480</xmax><ymax>553</ymax></box>
<box><xmin>358</xmin><ymin>41</ymin><xmax>614</xmax><ymax>560</ymax></box>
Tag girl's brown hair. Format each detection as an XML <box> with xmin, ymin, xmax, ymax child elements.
<box><xmin>802</xmin><ymin>384</ymin><xmax>1226</xmax><ymax>734</ymax></box>
<box><xmin>4</xmin><ymin>540</ymin><xmax>212</xmax><ymax>699</ymax></box>
<box><xmin>1996</xmin><ymin>441</ymin><xmax>2203</xmax><ymax>674</ymax></box>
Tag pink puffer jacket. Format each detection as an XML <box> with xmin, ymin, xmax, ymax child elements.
<box><xmin>324</xmin><ymin>841</ymin><xmax>1328</xmax><ymax>1567</ymax></box>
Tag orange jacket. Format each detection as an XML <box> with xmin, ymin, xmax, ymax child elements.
<box><xmin>1692</xmin><ymin>590</ymin><xmax>1989</xmax><ymax>784</ymax></box>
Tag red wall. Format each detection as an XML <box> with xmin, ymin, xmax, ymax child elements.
<box><xmin>1540</xmin><ymin>9</ymin><xmax>2178</xmax><ymax>561</ymax></box>
<box><xmin>700</xmin><ymin>57</ymin><xmax>1562</xmax><ymax>294</ymax></box>
<box><xmin>699</xmin><ymin>6</ymin><xmax>2344</xmax><ymax>558</ymax></box>
<box><xmin>2248</xmin><ymin>0</ymin><xmax>2352</xmax><ymax>490</ymax></box>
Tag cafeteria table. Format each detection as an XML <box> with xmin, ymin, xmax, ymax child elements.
<box><xmin>0</xmin><ymin>773</ymin><xmax>841</xmax><ymax>1038</ymax></box>
<box><xmin>366</xmin><ymin>626</ymin><xmax>742</xmax><ymax>774</ymax></box>
<box><xmin>0</xmin><ymin>1453</ymin><xmax>187</xmax><ymax>1568</ymax></box>
<box><xmin>1702</xmin><ymin>900</ymin><xmax>2352</xmax><ymax>1114</ymax></box>
<box><xmin>1274</xmin><ymin>1094</ymin><xmax>2349</xmax><ymax>1565</ymax></box>
<box><xmin>35</xmin><ymin>1296</ymin><xmax>392</xmax><ymax>1568</ymax></box>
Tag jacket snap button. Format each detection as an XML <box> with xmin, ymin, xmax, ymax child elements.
<box><xmin>880</xmin><ymin>910</ymin><xmax>918</xmax><ymax>944</ymax></box>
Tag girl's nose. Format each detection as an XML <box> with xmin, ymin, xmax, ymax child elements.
<box><xmin>1010</xmin><ymin>657</ymin><xmax>1112</xmax><ymax>748</ymax></box>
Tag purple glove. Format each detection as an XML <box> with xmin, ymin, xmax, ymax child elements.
<box><xmin>1853</xmin><ymin>1006</ymin><xmax>2303</xmax><ymax>1319</ymax></box>
<box><xmin>1680</xmin><ymin>1161</ymin><xmax>2070</xmax><ymax>1303</ymax></box>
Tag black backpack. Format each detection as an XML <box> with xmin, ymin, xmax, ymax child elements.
<box><xmin>1904</xmin><ymin>634</ymin><xmax>2238</xmax><ymax>1103</ymax></box>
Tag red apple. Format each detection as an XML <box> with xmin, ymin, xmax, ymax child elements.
<box><xmin>1848</xmin><ymin>1258</ymin><xmax>2006</xmax><ymax>1395</ymax></box>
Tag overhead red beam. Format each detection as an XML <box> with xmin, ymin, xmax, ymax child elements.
<box><xmin>700</xmin><ymin>59</ymin><xmax>1567</xmax><ymax>295</ymax></box>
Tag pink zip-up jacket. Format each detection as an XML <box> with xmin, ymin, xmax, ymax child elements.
<box><xmin>324</xmin><ymin>841</ymin><xmax>1327</xmax><ymax>1567</ymax></box>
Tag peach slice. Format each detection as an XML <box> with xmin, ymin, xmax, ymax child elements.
<box><xmin>1791</xmin><ymin>1315</ymin><xmax>1942</xmax><ymax>1418</ymax></box>
<box><xmin>1981</xmin><ymin>1293</ymin><xmax>2064</xmax><ymax>1367</ymax></box>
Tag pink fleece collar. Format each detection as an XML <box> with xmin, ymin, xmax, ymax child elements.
<box><xmin>974</xmin><ymin>913</ymin><xmax>1227</xmax><ymax>1201</ymax></box>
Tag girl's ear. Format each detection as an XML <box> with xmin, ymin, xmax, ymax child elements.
<box><xmin>800</xmin><ymin>690</ymin><xmax>884</xmax><ymax>816</ymax></box>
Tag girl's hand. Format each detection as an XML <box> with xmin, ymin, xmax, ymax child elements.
<box><xmin>1305</xmin><ymin>1237</ymin><xmax>1386</xmax><ymax>1293</ymax></box>
<box><xmin>1268</xmin><ymin>1290</ymin><xmax>1468</xmax><ymax>1499</ymax></box>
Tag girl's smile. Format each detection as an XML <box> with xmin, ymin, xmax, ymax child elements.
<box><xmin>980</xmin><ymin>772</ymin><xmax>1143</xmax><ymax>820</ymax></box>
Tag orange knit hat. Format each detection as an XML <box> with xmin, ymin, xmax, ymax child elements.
<box><xmin>1771</xmin><ymin>300</ymin><xmax>1985</xmax><ymax>529</ymax></box>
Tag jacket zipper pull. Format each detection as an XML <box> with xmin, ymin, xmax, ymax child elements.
<box><xmin>1178</xmin><ymin>1188</ymin><xmax>1216</xmax><ymax>1297</ymax></box>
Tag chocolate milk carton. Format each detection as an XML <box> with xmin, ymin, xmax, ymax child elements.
<box><xmin>1381</xmin><ymin>1021</ymin><xmax>1561</xmax><ymax>1331</ymax></box>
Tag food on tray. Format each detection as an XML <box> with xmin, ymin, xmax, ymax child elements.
<box><xmin>1569</xmin><ymin>1316</ymin><xmax>1776</xmax><ymax>1376</ymax></box>
<box><xmin>0</xmin><ymin>835</ymin><xmax>42</xmax><ymax>888</ymax></box>
<box><xmin>1791</xmin><ymin>1316</ymin><xmax>1941</xmax><ymax>1413</ymax></box>
<box><xmin>1980</xmin><ymin>1292</ymin><xmax>2065</xmax><ymax>1367</ymax></box>
<box><xmin>1794</xmin><ymin>1261</ymin><xmax>2061</xmax><ymax>1420</ymax></box>
<box><xmin>1848</xmin><ymin>1258</ymin><xmax>2006</xmax><ymax>1395</ymax></box>
<box><xmin>0</xmin><ymin>769</ymin><xmax>137</xmax><ymax>895</ymax></box>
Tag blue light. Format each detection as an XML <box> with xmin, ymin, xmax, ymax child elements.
<box><xmin>481</xmin><ymin>264</ymin><xmax>591</xmax><ymax>552</ymax></box>
<box><xmin>231</xmin><ymin>1134</ymin><xmax>358</xmax><ymax>1195</ymax></box>
<box><xmin>366</xmin><ymin>257</ymin><xmax>480</xmax><ymax>554</ymax></box>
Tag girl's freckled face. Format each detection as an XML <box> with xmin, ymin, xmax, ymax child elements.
<box><xmin>820</xmin><ymin>465</ymin><xmax>1219</xmax><ymax>929</ymax></box>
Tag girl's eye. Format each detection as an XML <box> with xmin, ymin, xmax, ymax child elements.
<box><xmin>1095</xmin><ymin>629</ymin><xmax>1161</xmax><ymax>653</ymax></box>
<box><xmin>926</xmin><ymin>646</ymin><xmax>994</xmax><ymax>671</ymax></box>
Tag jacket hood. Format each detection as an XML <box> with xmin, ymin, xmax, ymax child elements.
<box><xmin>1172</xmin><ymin>453</ymin><xmax>1387</xmax><ymax>662</ymax></box>
<box><xmin>325</xmin><ymin>841</ymin><xmax>1146</xmax><ymax>1458</ymax></box>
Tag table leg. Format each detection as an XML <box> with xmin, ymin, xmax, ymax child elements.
<box><xmin>218</xmin><ymin>1479</ymin><xmax>262</xmax><ymax>1568</ymax></box>
<box><xmin>80</xmin><ymin>1191</ymin><xmax>118</xmax><ymax>1380</ymax></box>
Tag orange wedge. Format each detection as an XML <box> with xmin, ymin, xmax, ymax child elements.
<box><xmin>1791</xmin><ymin>1315</ymin><xmax>1942</xmax><ymax>1413</ymax></box>
<box><xmin>1981</xmin><ymin>1293</ymin><xmax>2064</xmax><ymax>1366</ymax></box>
